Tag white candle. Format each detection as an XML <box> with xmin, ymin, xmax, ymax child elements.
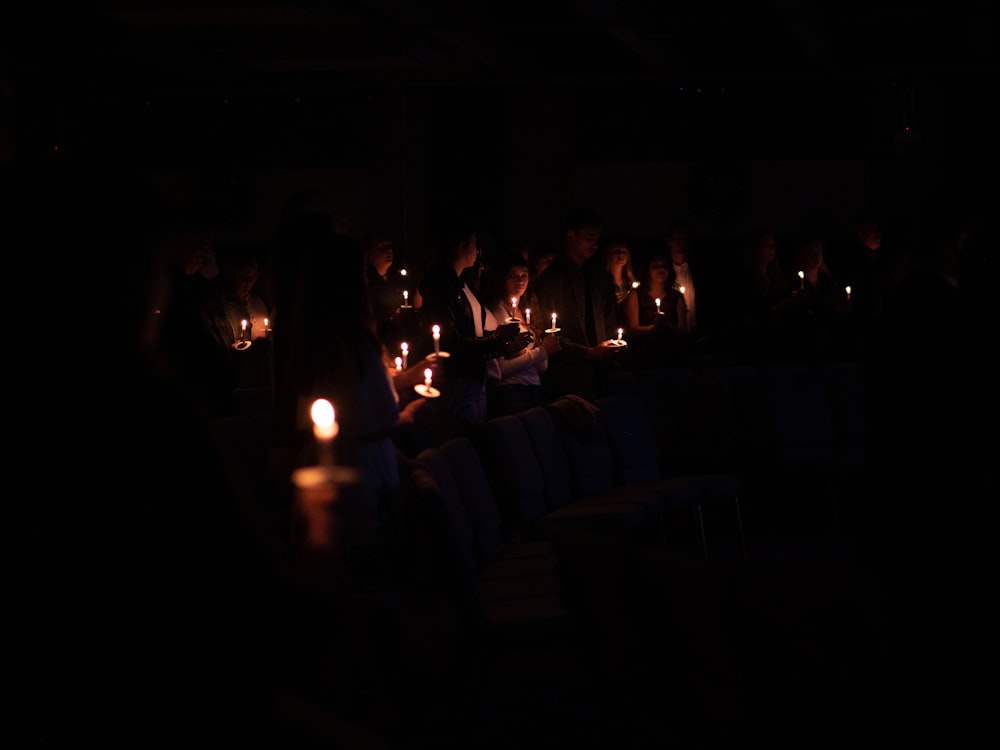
<box><xmin>432</xmin><ymin>324</ymin><xmax>440</xmax><ymax>355</ymax></box>
<box><xmin>240</xmin><ymin>318</ymin><xmax>248</xmax><ymax>341</ymax></box>
<box><xmin>845</xmin><ymin>286</ymin><xmax>851</xmax><ymax>300</ymax></box>
<box><xmin>679</xmin><ymin>286</ymin><xmax>686</xmax><ymax>295</ymax></box>
<box><xmin>617</xmin><ymin>327</ymin><xmax>623</xmax><ymax>343</ymax></box>
<box><xmin>511</xmin><ymin>296</ymin><xmax>518</xmax><ymax>319</ymax></box>
<box><xmin>551</xmin><ymin>312</ymin><xmax>557</xmax><ymax>330</ymax></box>
<box><xmin>401</xmin><ymin>341</ymin><xmax>409</xmax><ymax>369</ymax></box>
<box><xmin>798</xmin><ymin>270</ymin><xmax>805</xmax><ymax>290</ymax></box>
<box><xmin>395</xmin><ymin>356</ymin><xmax>402</xmax><ymax>371</ymax></box>
<box><xmin>403</xmin><ymin>290</ymin><xmax>409</xmax><ymax>306</ymax></box>
<box><xmin>310</xmin><ymin>398</ymin><xmax>338</xmax><ymax>467</ymax></box>
<box><xmin>264</xmin><ymin>317</ymin><xmax>269</xmax><ymax>329</ymax></box>
<box><xmin>525</xmin><ymin>308</ymin><xmax>531</xmax><ymax>325</ymax></box>
<box><xmin>424</xmin><ymin>368</ymin><xmax>433</xmax><ymax>389</ymax></box>
<box><xmin>655</xmin><ymin>298</ymin><xmax>661</xmax><ymax>313</ymax></box>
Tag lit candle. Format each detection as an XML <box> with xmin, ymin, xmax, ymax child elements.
<box><xmin>525</xmin><ymin>308</ymin><xmax>531</xmax><ymax>326</ymax></box>
<box><xmin>264</xmin><ymin>317</ymin><xmax>269</xmax><ymax>329</ymax></box>
<box><xmin>395</xmin><ymin>356</ymin><xmax>402</xmax><ymax>371</ymax></box>
<box><xmin>424</xmin><ymin>368</ymin><xmax>433</xmax><ymax>389</ymax></box>
<box><xmin>240</xmin><ymin>318</ymin><xmax>248</xmax><ymax>342</ymax></box>
<box><xmin>402</xmin><ymin>290</ymin><xmax>409</xmax><ymax>306</ymax></box>
<box><xmin>632</xmin><ymin>281</ymin><xmax>640</xmax><ymax>289</ymax></box>
<box><xmin>432</xmin><ymin>324</ymin><xmax>441</xmax><ymax>356</ymax></box>
<box><xmin>401</xmin><ymin>341</ymin><xmax>409</xmax><ymax>369</ymax></box>
<box><xmin>400</xmin><ymin>268</ymin><xmax>407</xmax><ymax>277</ymax></box>
<box><xmin>798</xmin><ymin>270</ymin><xmax>805</xmax><ymax>290</ymax></box>
<box><xmin>845</xmin><ymin>285</ymin><xmax>851</xmax><ymax>301</ymax></box>
<box><xmin>679</xmin><ymin>286</ymin><xmax>686</xmax><ymax>295</ymax></box>
<box><xmin>551</xmin><ymin>312</ymin><xmax>557</xmax><ymax>330</ymax></box>
<box><xmin>511</xmin><ymin>296</ymin><xmax>518</xmax><ymax>320</ymax></box>
<box><xmin>310</xmin><ymin>398</ymin><xmax>338</xmax><ymax>468</ymax></box>
<box><xmin>655</xmin><ymin>298</ymin><xmax>661</xmax><ymax>314</ymax></box>
<box><xmin>617</xmin><ymin>327</ymin><xmax>623</xmax><ymax>344</ymax></box>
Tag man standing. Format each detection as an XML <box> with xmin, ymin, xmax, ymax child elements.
<box><xmin>533</xmin><ymin>207</ymin><xmax>621</xmax><ymax>402</ymax></box>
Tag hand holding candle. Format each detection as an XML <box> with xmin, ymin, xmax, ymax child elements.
<box><xmin>413</xmin><ymin>365</ymin><xmax>440</xmax><ymax>398</ymax></box>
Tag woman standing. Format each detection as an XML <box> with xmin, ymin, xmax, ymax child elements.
<box><xmin>418</xmin><ymin>221</ymin><xmax>530</xmax><ymax>436</ymax></box>
<box><xmin>481</xmin><ymin>252</ymin><xmax>561</xmax><ymax>418</ymax></box>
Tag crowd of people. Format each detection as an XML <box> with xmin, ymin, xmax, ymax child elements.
<box><xmin>18</xmin><ymin>129</ymin><xmax>985</xmax><ymax>741</ymax></box>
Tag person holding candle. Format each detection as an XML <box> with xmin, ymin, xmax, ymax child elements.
<box><xmin>783</xmin><ymin>234</ymin><xmax>847</xmax><ymax>361</ymax></box>
<box><xmin>270</xmin><ymin>211</ymin><xmax>405</xmax><ymax>568</ymax></box>
<box><xmin>532</xmin><ymin>207</ymin><xmax>621</xmax><ymax>402</ymax></box>
<box><xmin>623</xmin><ymin>251</ymin><xmax>690</xmax><ymax>368</ymax></box>
<box><xmin>481</xmin><ymin>252</ymin><xmax>560</xmax><ymax>417</ymax></box>
<box><xmin>724</xmin><ymin>228</ymin><xmax>798</xmax><ymax>363</ymax></box>
<box><xmin>364</xmin><ymin>230</ymin><xmax>417</xmax><ymax>352</ymax></box>
<box><xmin>417</xmin><ymin>220</ymin><xmax>530</xmax><ymax>437</ymax></box>
<box><xmin>603</xmin><ymin>238</ymin><xmax>638</xmax><ymax>332</ymax></box>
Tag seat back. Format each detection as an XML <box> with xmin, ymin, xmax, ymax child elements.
<box><xmin>438</xmin><ymin>437</ymin><xmax>508</xmax><ymax>565</ymax></box>
<box><xmin>411</xmin><ymin>445</ymin><xmax>479</xmax><ymax>607</ymax></box>
<box><xmin>480</xmin><ymin>415</ymin><xmax>550</xmax><ymax>528</ymax></box>
<box><xmin>594</xmin><ymin>393</ymin><xmax>662</xmax><ymax>485</ymax></box>
<box><xmin>516</xmin><ymin>407</ymin><xmax>576</xmax><ymax>510</ymax></box>
<box><xmin>544</xmin><ymin>396</ymin><xmax>616</xmax><ymax>497</ymax></box>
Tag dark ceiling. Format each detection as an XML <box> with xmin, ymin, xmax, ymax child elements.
<box><xmin>11</xmin><ymin>1</ymin><xmax>996</xmax><ymax>92</ymax></box>
<box><xmin>5</xmin><ymin>2</ymin><xmax>996</xmax><ymax>167</ymax></box>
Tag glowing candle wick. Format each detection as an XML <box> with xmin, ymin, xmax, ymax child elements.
<box><xmin>310</xmin><ymin>398</ymin><xmax>338</xmax><ymax>467</ymax></box>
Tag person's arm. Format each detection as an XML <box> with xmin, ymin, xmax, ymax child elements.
<box><xmin>419</xmin><ymin>277</ymin><xmax>519</xmax><ymax>360</ymax></box>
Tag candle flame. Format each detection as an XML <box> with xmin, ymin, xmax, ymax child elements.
<box><xmin>679</xmin><ymin>286</ymin><xmax>686</xmax><ymax>295</ymax></box>
<box><xmin>424</xmin><ymin>368</ymin><xmax>433</xmax><ymax>387</ymax></box>
<box><xmin>432</xmin><ymin>324</ymin><xmax>440</xmax><ymax>336</ymax></box>
<box><xmin>310</xmin><ymin>399</ymin><xmax>338</xmax><ymax>440</ymax></box>
<box><xmin>798</xmin><ymin>271</ymin><xmax>805</xmax><ymax>279</ymax></box>
<box><xmin>401</xmin><ymin>342</ymin><xmax>408</xmax><ymax>352</ymax></box>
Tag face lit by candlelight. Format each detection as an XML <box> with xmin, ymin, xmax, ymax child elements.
<box><xmin>505</xmin><ymin>264</ymin><xmax>530</xmax><ymax>301</ymax></box>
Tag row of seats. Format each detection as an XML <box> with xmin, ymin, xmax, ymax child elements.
<box><xmin>406</xmin><ymin>360</ymin><xmax>865</xmax><ymax>641</ymax></box>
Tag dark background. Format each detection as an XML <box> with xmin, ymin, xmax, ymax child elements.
<box><xmin>5</xmin><ymin>2</ymin><xmax>995</xmax><ymax>267</ymax></box>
